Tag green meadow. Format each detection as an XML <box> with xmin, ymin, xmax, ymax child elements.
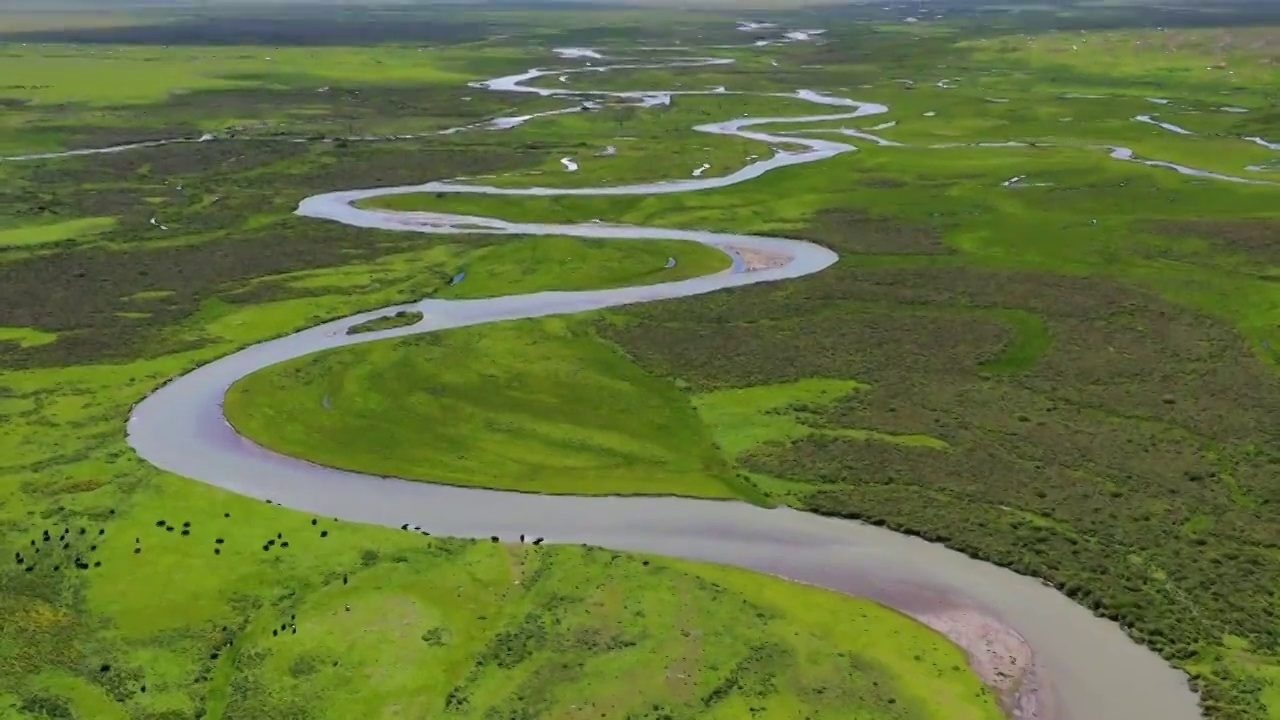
<box><xmin>226</xmin><ymin>316</ymin><xmax>745</xmax><ymax>499</ymax></box>
<box><xmin>441</xmin><ymin>235</ymin><xmax>730</xmax><ymax>298</ymax></box>
<box><xmin>2</xmin><ymin>3</ymin><xmax>1280</xmax><ymax>720</ymax></box>
<box><xmin>0</xmin><ymin>229</ymin><xmax>998</xmax><ymax>720</ymax></box>
<box><xmin>0</xmin><ymin>217</ymin><xmax>116</xmax><ymax>248</ymax></box>
<box><xmin>346</xmin><ymin>309</ymin><xmax>424</xmax><ymax>335</ymax></box>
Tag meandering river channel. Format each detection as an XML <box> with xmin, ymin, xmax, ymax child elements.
<box><xmin>116</xmin><ymin>32</ymin><xmax>1213</xmax><ymax>720</ymax></box>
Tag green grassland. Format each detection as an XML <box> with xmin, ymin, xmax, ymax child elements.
<box><xmin>228</xmin><ymin>323</ymin><xmax>950</xmax><ymax>503</ymax></box>
<box><xmin>0</xmin><ymin>227</ymin><xmax>997</xmax><ymax>720</ymax></box>
<box><xmin>0</xmin><ymin>217</ymin><xmax>116</xmax><ymax>249</ymax></box>
<box><xmin>0</xmin><ymin>18</ymin><xmax>998</xmax><ymax>715</ymax></box>
<box><xmin>345</xmin><ymin>309</ymin><xmax>423</xmax><ymax>335</ymax></box>
<box><xmin>4</xmin><ymin>468</ymin><xmax>1001</xmax><ymax>720</ymax></box>
<box><xmin>0</xmin><ymin>327</ymin><xmax>58</xmax><ymax>348</ymax></box>
<box><xmin>3</xmin><ymin>5</ymin><xmax>1280</xmax><ymax>720</ymax></box>
<box><xmin>0</xmin><ymin>44</ymin><xmax>482</xmax><ymax>105</ymax></box>
<box><xmin>225</xmin><ymin>316</ymin><xmax>746</xmax><ymax>499</ymax></box>
<box><xmin>368</xmin><ymin>144</ymin><xmax>1280</xmax><ymax>357</ymax></box>
<box><xmin>442</xmin><ymin>235</ymin><xmax>731</xmax><ymax>298</ymax></box>
<box><xmin>0</xmin><ymin>39</ymin><xmax>554</xmax><ymax>156</ymax></box>
<box><xmin>237</xmin><ymin>20</ymin><xmax>1279</xmax><ymax>720</ymax></box>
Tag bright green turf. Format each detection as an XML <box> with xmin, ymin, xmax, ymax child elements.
<box><xmin>346</xmin><ymin>310</ymin><xmax>423</xmax><ymax>335</ymax></box>
<box><xmin>440</xmin><ymin>235</ymin><xmax>731</xmax><ymax>298</ymax></box>
<box><xmin>696</xmin><ymin>378</ymin><xmax>950</xmax><ymax>456</ymax></box>
<box><xmin>0</xmin><ymin>216</ymin><xmax>115</xmax><ymax>248</ymax></box>
<box><xmin>0</xmin><ymin>44</ymin><xmax>470</xmax><ymax>105</ymax></box>
<box><xmin>8</xmin><ymin>470</ymin><xmax>1001</xmax><ymax>720</ymax></box>
<box><xmin>0</xmin><ymin>326</ymin><xmax>58</xmax><ymax>348</ymax></box>
<box><xmin>222</xmin><ymin>237</ymin><xmax>732</xmax><ymax>500</ymax></box>
<box><xmin>225</xmin><ymin>317</ymin><xmax>742</xmax><ymax>498</ymax></box>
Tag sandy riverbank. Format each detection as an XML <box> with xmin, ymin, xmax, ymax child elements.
<box><xmin>911</xmin><ymin>607</ymin><xmax>1048</xmax><ymax>720</ymax></box>
<box><xmin>726</xmin><ymin>244</ymin><xmax>791</xmax><ymax>271</ymax></box>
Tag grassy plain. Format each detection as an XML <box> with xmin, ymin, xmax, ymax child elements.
<box><xmin>345</xmin><ymin>309</ymin><xmax>423</xmax><ymax>335</ymax></box>
<box><xmin>441</xmin><ymin>235</ymin><xmax>730</xmax><ymax>298</ymax></box>
<box><xmin>0</xmin><ymin>217</ymin><xmax>116</xmax><ymax>248</ymax></box>
<box><xmin>0</xmin><ymin>7</ymin><xmax>1009</xmax><ymax>720</ymax></box>
<box><xmin>241</xmin><ymin>17</ymin><xmax>1280</xmax><ymax>720</ymax></box>
<box><xmin>0</xmin><ymin>327</ymin><xmax>58</xmax><ymax>348</ymax></box>
<box><xmin>0</xmin><ymin>169</ymin><xmax>991</xmax><ymax>720</ymax></box>
<box><xmin>3</xmin><ymin>4</ymin><xmax>1280</xmax><ymax>720</ymax></box>
<box><xmin>5</xmin><ymin>460</ymin><xmax>999</xmax><ymax>720</ymax></box>
<box><xmin>226</xmin><ymin>317</ymin><xmax>746</xmax><ymax>499</ymax></box>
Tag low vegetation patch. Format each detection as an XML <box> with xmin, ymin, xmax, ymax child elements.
<box><xmin>226</xmin><ymin>317</ymin><xmax>745</xmax><ymax>499</ymax></box>
<box><xmin>346</xmin><ymin>310</ymin><xmax>423</xmax><ymax>335</ymax></box>
<box><xmin>0</xmin><ymin>216</ymin><xmax>115</xmax><ymax>249</ymax></box>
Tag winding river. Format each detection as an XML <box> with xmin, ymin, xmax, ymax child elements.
<box><xmin>110</xmin><ymin>33</ymin><xmax>1215</xmax><ymax>720</ymax></box>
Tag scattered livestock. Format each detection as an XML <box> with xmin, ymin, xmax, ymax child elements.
<box><xmin>17</xmin><ymin>523</ymin><xmax>112</xmax><ymax>573</ymax></box>
<box><xmin>7</xmin><ymin>511</ymin><xmax>535</xmax><ymax>675</ymax></box>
